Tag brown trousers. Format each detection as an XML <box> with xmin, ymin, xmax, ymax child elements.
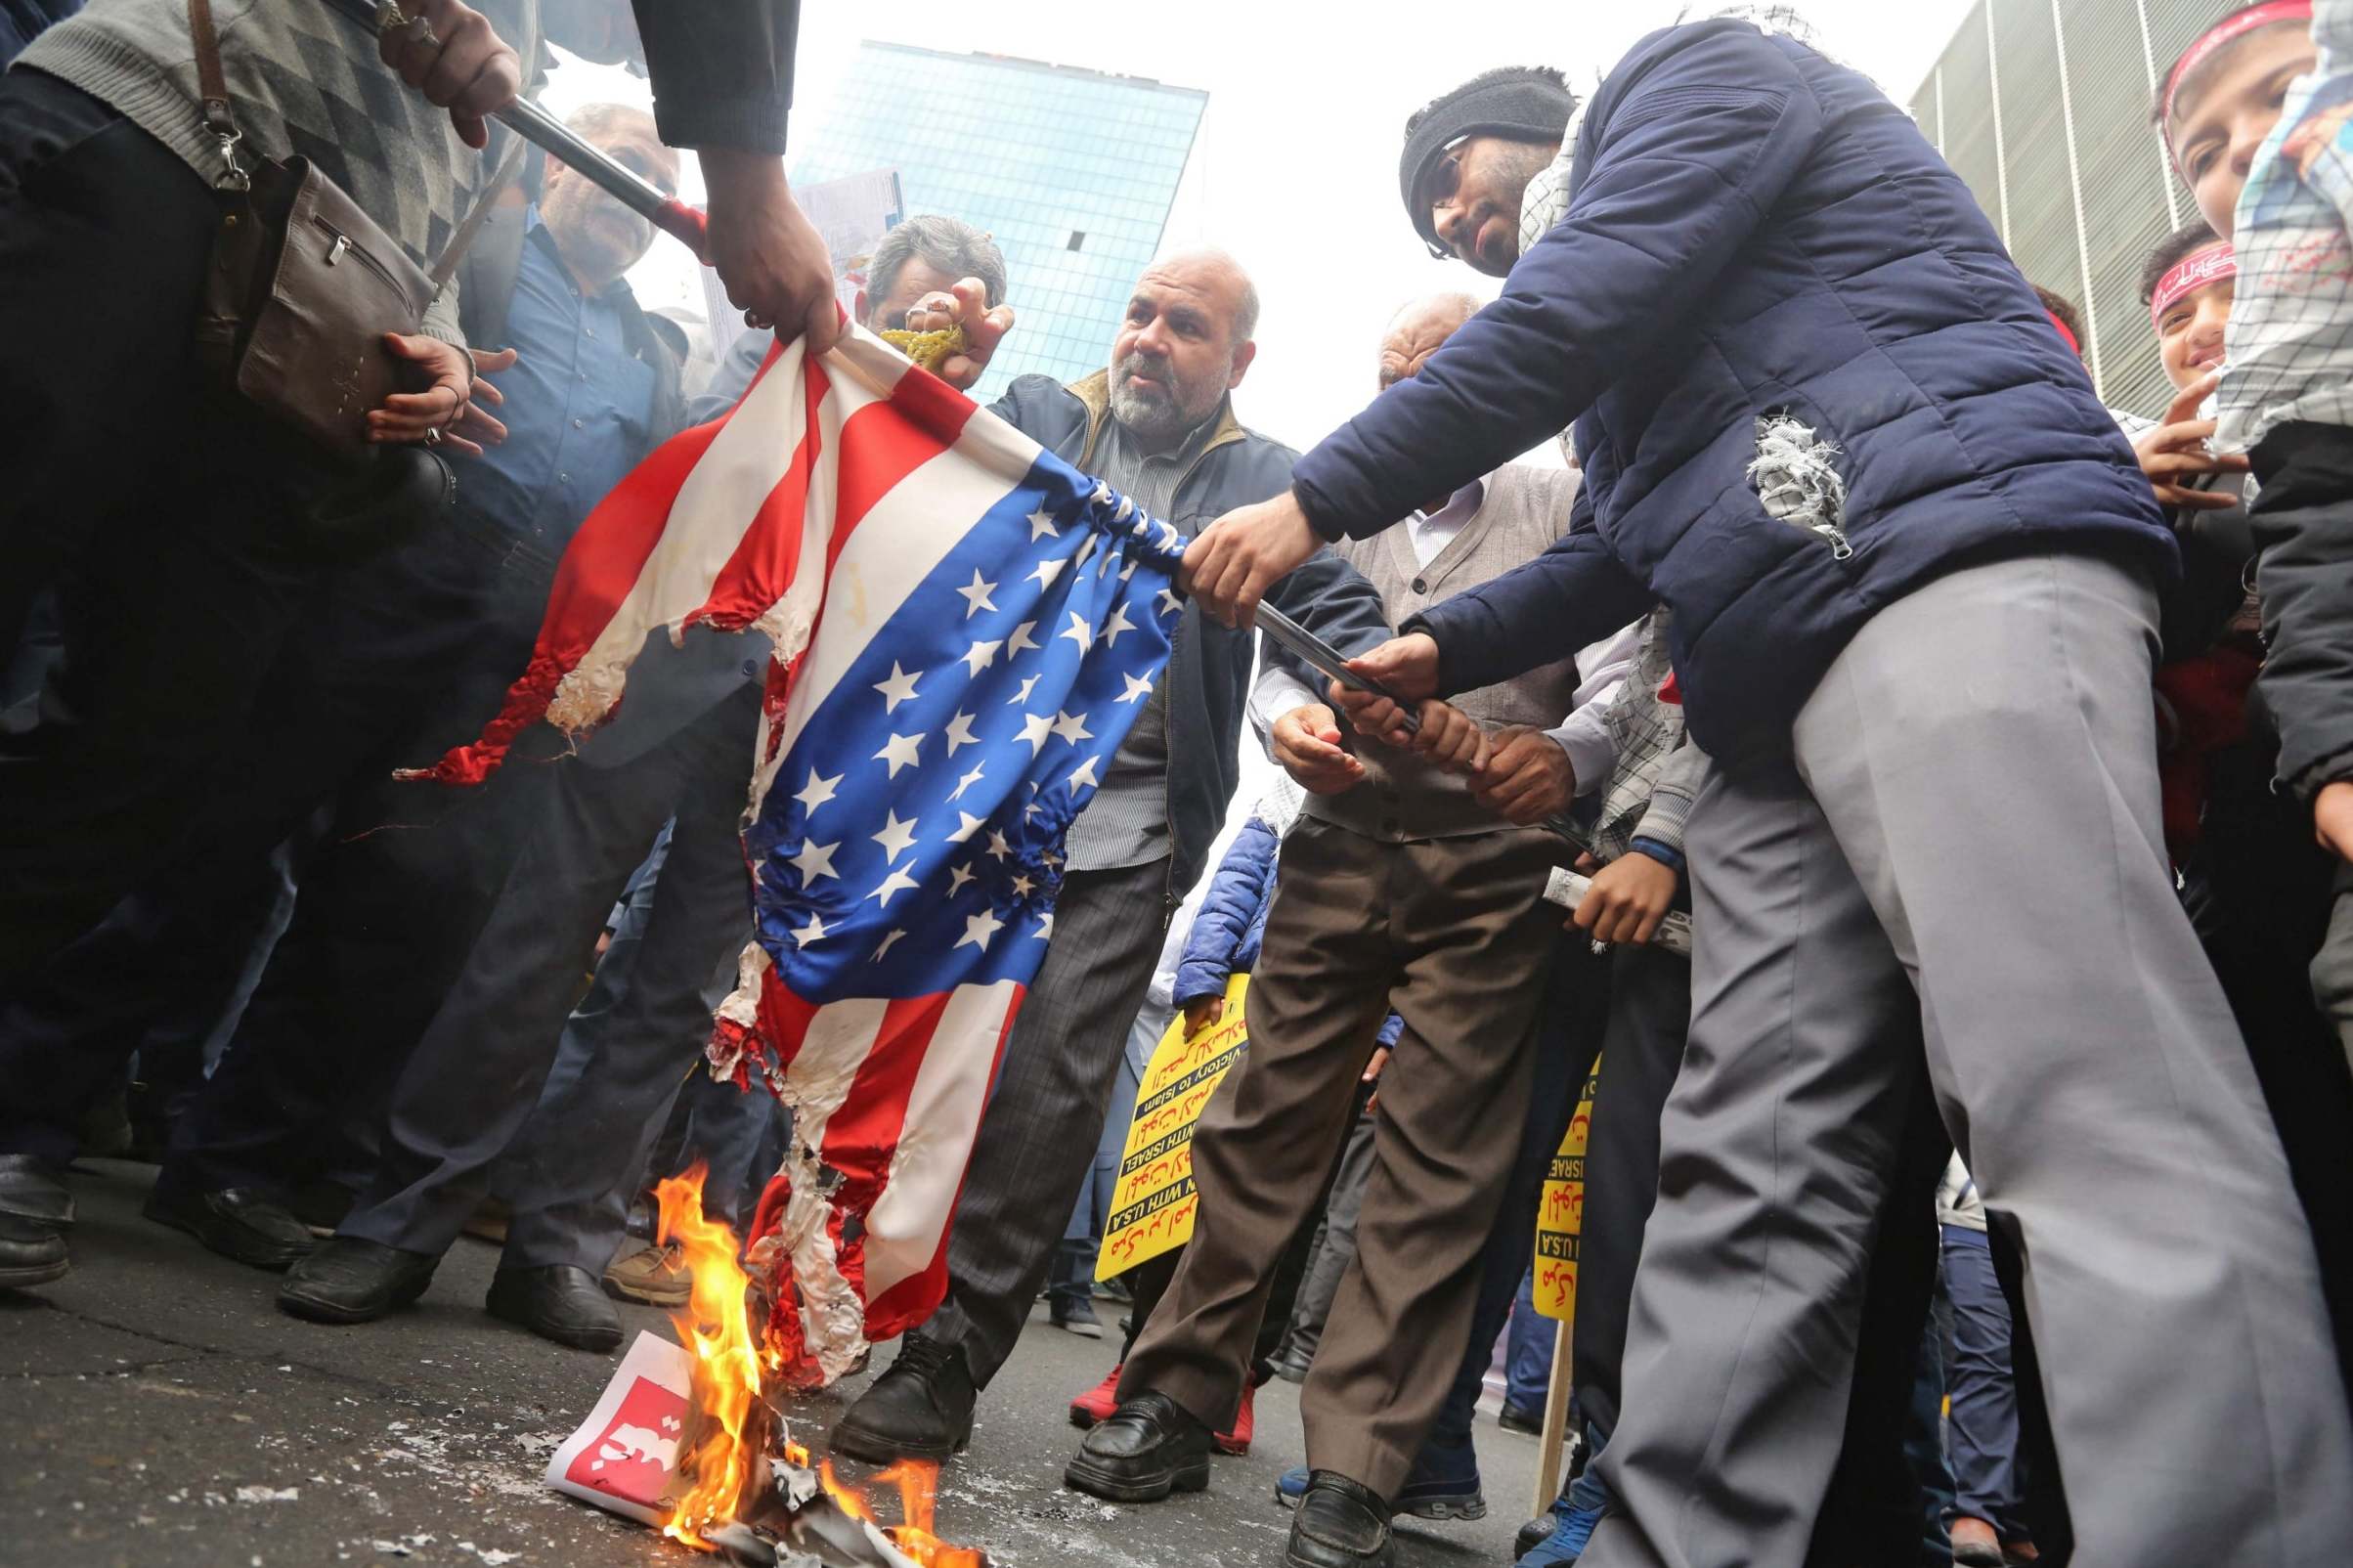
<box><xmin>1118</xmin><ymin>816</ymin><xmax>1561</xmax><ymax>1496</ymax></box>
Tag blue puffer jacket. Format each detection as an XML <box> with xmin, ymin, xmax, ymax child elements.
<box><xmin>1174</xmin><ymin>816</ymin><xmax>1404</xmax><ymax>1049</ymax></box>
<box><xmin>1291</xmin><ymin>19</ymin><xmax>2175</xmax><ymax>774</ymax></box>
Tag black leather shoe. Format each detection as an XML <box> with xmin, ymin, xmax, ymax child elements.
<box><xmin>487</xmin><ymin>1264</ymin><xmax>623</xmax><ymax>1352</ymax></box>
<box><xmin>1498</xmin><ymin>1401</ymin><xmax>1544</xmax><ymax>1436</ymax></box>
<box><xmin>1064</xmin><ymin>1390</ymin><xmax>1212</xmax><ymax>1503</ymax></box>
<box><xmin>145</xmin><ymin>1185</ymin><xmax>319</xmax><ymax>1272</ymax></box>
<box><xmin>1515</xmin><ymin>1513</ymin><xmax>1556</xmax><ymax>1557</ymax></box>
<box><xmin>0</xmin><ymin>1154</ymin><xmax>72</xmax><ymax>1226</ymax></box>
<box><xmin>829</xmin><ymin>1331</ymin><xmax>976</xmax><ymax>1462</ymax></box>
<box><xmin>1287</xmin><ymin>1472</ymin><xmax>1394</xmax><ymax>1568</ymax></box>
<box><xmin>0</xmin><ymin>1212</ymin><xmax>68</xmax><ymax>1288</ymax></box>
<box><xmin>277</xmin><ymin>1237</ymin><xmax>439</xmax><ymax>1324</ymax></box>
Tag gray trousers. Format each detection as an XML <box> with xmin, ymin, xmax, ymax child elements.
<box><xmin>1585</xmin><ymin>553</ymin><xmax>2353</xmax><ymax>1568</ymax></box>
<box><xmin>923</xmin><ymin>855</ymin><xmax>1169</xmax><ymax>1388</ymax></box>
<box><xmin>341</xmin><ymin>687</ymin><xmax>761</xmax><ymax>1262</ymax></box>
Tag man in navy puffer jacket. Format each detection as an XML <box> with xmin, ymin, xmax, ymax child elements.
<box><xmin>1182</xmin><ymin>19</ymin><xmax>2353</xmax><ymax>1568</ymax></box>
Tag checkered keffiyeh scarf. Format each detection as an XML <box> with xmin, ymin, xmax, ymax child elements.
<box><xmin>2215</xmin><ymin>0</ymin><xmax>2353</xmax><ymax>451</ymax></box>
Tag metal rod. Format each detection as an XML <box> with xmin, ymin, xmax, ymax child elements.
<box><xmin>323</xmin><ymin>0</ymin><xmax>710</xmax><ymax>257</ymax></box>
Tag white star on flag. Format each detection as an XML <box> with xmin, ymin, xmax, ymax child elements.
<box><xmin>948</xmin><ymin>763</ymin><xmax>986</xmax><ymax>801</ymax></box>
<box><xmin>872</xmin><ymin>928</ymin><xmax>908</xmax><ymax>960</ymax></box>
<box><xmin>794</xmin><ymin>769</ymin><xmax>843</xmax><ymax>814</ymax></box>
<box><xmin>985</xmin><ymin>831</ymin><xmax>1013</xmax><ymax>862</ymax></box>
<box><xmin>942</xmin><ymin>711</ymin><xmax>980</xmax><ymax>755</ymax></box>
<box><xmin>1026</xmin><ymin>506</ymin><xmax>1060</xmax><ymax>542</ymax></box>
<box><xmin>1050</xmin><ymin>709</ymin><xmax>1093</xmax><ymax>745</ymax></box>
<box><xmin>789</xmin><ymin>840</ymin><xmax>840</xmax><ymax>883</ymax></box>
<box><xmin>1117</xmin><ymin>673</ymin><xmax>1155</xmax><ymax>704</ymax></box>
<box><xmin>1155</xmin><ymin>588</ymin><xmax>1182</xmax><ymax>619</ymax></box>
<box><xmin>1008</xmin><ymin>620</ymin><xmax>1041</xmax><ymax>656</ymax></box>
<box><xmin>1100</xmin><ymin>603</ymin><xmax>1136</xmax><ymax>647</ymax></box>
<box><xmin>959</xmin><ymin>639</ymin><xmax>1002</xmax><ymax>677</ymax></box>
<box><xmin>946</xmin><ymin>863</ymin><xmax>976</xmax><ymax>896</ymax></box>
<box><xmin>955</xmin><ymin>569</ymin><xmax>998</xmax><ymax>619</ymax></box>
<box><xmin>874</xmin><ymin>731</ymin><xmax>923</xmax><ymax>777</ymax></box>
<box><xmin>947</xmin><ymin>810</ymin><xmax>985</xmax><ymax>844</ymax></box>
<box><xmin>1008</xmin><ymin>673</ymin><xmax>1041</xmax><ymax>706</ymax></box>
<box><xmin>866</xmin><ymin>866</ymin><xmax>919</xmax><ymax>907</ymax></box>
<box><xmin>1067</xmin><ymin>755</ymin><xmax>1102</xmax><ymax>794</ymax></box>
<box><xmin>872</xmin><ymin>661</ymin><xmax>923</xmax><ymax>713</ymax></box>
<box><xmin>1011</xmin><ymin>873</ymin><xmax>1037</xmax><ymax>897</ymax></box>
<box><xmin>956</xmin><ymin>909</ymin><xmax>1006</xmax><ymax>952</ymax></box>
<box><xmin>1033</xmin><ymin>911</ymin><xmax>1056</xmax><ymax>941</ymax></box>
<box><xmin>871</xmin><ymin>810</ymin><xmax>919</xmax><ymax>862</ymax></box>
<box><xmin>1059</xmin><ymin>612</ymin><xmax>1094</xmax><ymax>652</ymax></box>
<box><xmin>1016</xmin><ymin>712</ymin><xmax>1055</xmax><ymax>755</ymax></box>
<box><xmin>792</xmin><ymin>913</ymin><xmax>830</xmax><ymax>947</ymax></box>
<box><xmin>1026</xmin><ymin>557</ymin><xmax>1065</xmax><ymax>591</ymax></box>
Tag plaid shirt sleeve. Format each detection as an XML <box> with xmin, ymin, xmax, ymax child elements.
<box><xmin>2215</xmin><ymin>1</ymin><xmax>2353</xmax><ymax>451</ymax></box>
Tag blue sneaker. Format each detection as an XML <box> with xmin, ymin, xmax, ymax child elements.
<box><xmin>1395</xmin><ymin>1434</ymin><xmax>1485</xmax><ymax>1520</ymax></box>
<box><xmin>1271</xmin><ymin>1446</ymin><xmax>1485</xmax><ymax>1521</ymax></box>
<box><xmin>1517</xmin><ymin>1498</ymin><xmax>1603</xmax><ymax>1566</ymax></box>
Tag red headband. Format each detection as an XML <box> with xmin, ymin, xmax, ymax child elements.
<box><xmin>2150</xmin><ymin>243</ymin><xmax>2239</xmax><ymax>329</ymax></box>
<box><xmin>2046</xmin><ymin>311</ymin><xmax>2079</xmax><ymax>357</ymax></box>
<box><xmin>2161</xmin><ymin>1</ymin><xmax>2314</xmax><ymax>133</ymax></box>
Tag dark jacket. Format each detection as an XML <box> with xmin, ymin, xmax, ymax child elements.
<box><xmin>991</xmin><ymin>370</ymin><xmax>1392</xmax><ymax>894</ymax></box>
<box><xmin>1292</xmin><ymin>19</ymin><xmax>2175</xmax><ymax>774</ymax></box>
<box><xmin>630</xmin><ymin>0</ymin><xmax>796</xmax><ymax>153</ymax></box>
<box><xmin>0</xmin><ymin>0</ymin><xmax>80</xmax><ymax>65</ymax></box>
<box><xmin>2248</xmin><ymin>427</ymin><xmax>2353</xmax><ymax>798</ymax></box>
<box><xmin>1173</xmin><ymin>814</ymin><xmax>1405</xmax><ymax>1047</ymax></box>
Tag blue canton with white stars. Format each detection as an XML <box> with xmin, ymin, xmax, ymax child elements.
<box><xmin>743</xmin><ymin>451</ymin><xmax>1186</xmax><ymax>1006</ymax></box>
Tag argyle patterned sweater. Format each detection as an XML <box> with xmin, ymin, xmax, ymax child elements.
<box><xmin>21</xmin><ymin>0</ymin><xmax>541</xmax><ymax>346</ymax></box>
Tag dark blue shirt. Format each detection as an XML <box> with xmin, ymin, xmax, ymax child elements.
<box><xmin>457</xmin><ymin>219</ymin><xmax>656</xmax><ymax>546</ymax></box>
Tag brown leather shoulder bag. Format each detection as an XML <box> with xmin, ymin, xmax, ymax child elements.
<box><xmin>187</xmin><ymin>0</ymin><xmax>517</xmax><ymax>464</ymax></box>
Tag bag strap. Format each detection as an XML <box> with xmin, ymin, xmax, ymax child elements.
<box><xmin>187</xmin><ymin>0</ymin><xmax>250</xmax><ymax>191</ymax></box>
<box><xmin>428</xmin><ymin>131</ymin><xmax>525</xmax><ymax>292</ymax></box>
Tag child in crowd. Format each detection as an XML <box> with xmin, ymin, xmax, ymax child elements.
<box><xmin>2156</xmin><ymin>1</ymin><xmax>2353</xmax><ymax>1392</ymax></box>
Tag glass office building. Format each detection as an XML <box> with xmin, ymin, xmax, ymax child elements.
<box><xmin>1912</xmin><ymin>0</ymin><xmax>2221</xmax><ymax>419</ymax></box>
<box><xmin>792</xmin><ymin>44</ymin><xmax>1209</xmax><ymax>403</ymax></box>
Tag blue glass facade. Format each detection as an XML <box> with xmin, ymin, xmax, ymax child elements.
<box><xmin>791</xmin><ymin>44</ymin><xmax>1207</xmax><ymax>403</ymax></box>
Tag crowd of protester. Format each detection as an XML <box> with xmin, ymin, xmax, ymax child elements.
<box><xmin>7</xmin><ymin>3</ymin><xmax>2353</xmax><ymax>1568</ymax></box>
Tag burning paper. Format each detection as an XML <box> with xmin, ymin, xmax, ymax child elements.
<box><xmin>545</xmin><ymin>1330</ymin><xmax>693</xmax><ymax>1527</ymax></box>
<box><xmin>546</xmin><ymin>1166</ymin><xmax>984</xmax><ymax>1566</ymax></box>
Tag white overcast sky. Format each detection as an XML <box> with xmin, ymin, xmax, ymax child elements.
<box><xmin>545</xmin><ymin>0</ymin><xmax>1978</xmax><ymax>459</ymax></box>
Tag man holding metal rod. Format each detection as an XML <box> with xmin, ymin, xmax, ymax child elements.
<box><xmin>363</xmin><ymin>0</ymin><xmax>837</xmax><ymax>346</ymax></box>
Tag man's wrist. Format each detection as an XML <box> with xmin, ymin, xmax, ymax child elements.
<box><xmin>1289</xmin><ymin>481</ymin><xmax>1348</xmax><ymax>544</ymax></box>
<box><xmin>699</xmin><ymin>149</ymin><xmax>787</xmax><ymax>199</ymax></box>
<box><xmin>1628</xmin><ymin>836</ymin><xmax>1685</xmax><ymax>875</ymax></box>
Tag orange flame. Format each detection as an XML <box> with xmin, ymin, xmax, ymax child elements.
<box><xmin>654</xmin><ymin>1164</ymin><xmax>764</xmax><ymax>1551</ymax></box>
<box><xmin>650</xmin><ymin>1169</ymin><xmax>985</xmax><ymax>1565</ymax></box>
<box><xmin>873</xmin><ymin>1461</ymin><xmax>986</xmax><ymax>1568</ymax></box>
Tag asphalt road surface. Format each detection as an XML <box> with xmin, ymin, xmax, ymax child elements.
<box><xmin>3</xmin><ymin>1159</ymin><xmax>1549</xmax><ymax>1568</ymax></box>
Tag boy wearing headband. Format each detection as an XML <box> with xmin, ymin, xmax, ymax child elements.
<box><xmin>2159</xmin><ymin>4</ymin><xmax>2353</xmax><ymax>1093</ymax></box>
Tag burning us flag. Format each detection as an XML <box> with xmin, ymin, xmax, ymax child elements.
<box><xmin>417</xmin><ymin>326</ymin><xmax>1184</xmax><ymax>1386</ymax></box>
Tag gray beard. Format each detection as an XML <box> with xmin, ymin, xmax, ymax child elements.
<box><xmin>1108</xmin><ymin>375</ymin><xmax>1209</xmax><ymax>447</ymax></box>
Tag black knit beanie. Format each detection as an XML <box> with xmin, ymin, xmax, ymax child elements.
<box><xmin>1399</xmin><ymin>66</ymin><xmax>1578</xmax><ymax>251</ymax></box>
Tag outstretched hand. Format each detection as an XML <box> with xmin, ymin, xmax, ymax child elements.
<box><xmin>904</xmin><ymin>279</ymin><xmax>1016</xmax><ymax>392</ymax></box>
<box><xmin>1181</xmin><ymin>491</ymin><xmax>1322</xmax><ymax>629</ymax></box>
<box><xmin>2135</xmin><ymin>369</ymin><xmax>2251</xmax><ymax>513</ymax></box>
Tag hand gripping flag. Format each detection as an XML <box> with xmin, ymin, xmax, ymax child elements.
<box><xmin>413</xmin><ymin>326</ymin><xmax>1186</xmax><ymax>1384</ymax></box>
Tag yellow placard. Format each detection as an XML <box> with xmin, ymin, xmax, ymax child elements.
<box><xmin>1095</xmin><ymin>973</ymin><xmax>1250</xmax><ymax>1280</ymax></box>
<box><xmin>1533</xmin><ymin>1057</ymin><xmax>1601</xmax><ymax>1321</ymax></box>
